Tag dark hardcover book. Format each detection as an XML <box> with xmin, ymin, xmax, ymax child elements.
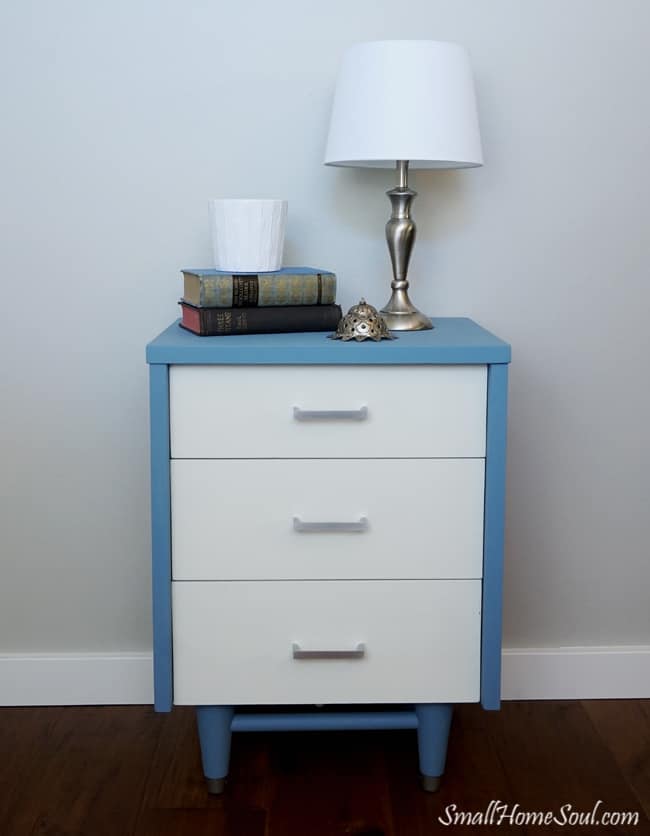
<box><xmin>179</xmin><ymin>301</ymin><xmax>342</xmax><ymax>336</ymax></box>
<box><xmin>182</xmin><ymin>266</ymin><xmax>337</xmax><ymax>308</ymax></box>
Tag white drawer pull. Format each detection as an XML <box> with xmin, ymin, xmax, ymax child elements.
<box><xmin>292</xmin><ymin>642</ymin><xmax>366</xmax><ymax>660</ymax></box>
<box><xmin>293</xmin><ymin>406</ymin><xmax>368</xmax><ymax>422</ymax></box>
<box><xmin>293</xmin><ymin>516</ymin><xmax>368</xmax><ymax>534</ymax></box>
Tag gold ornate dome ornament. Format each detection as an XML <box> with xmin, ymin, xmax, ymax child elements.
<box><xmin>330</xmin><ymin>298</ymin><xmax>395</xmax><ymax>342</ymax></box>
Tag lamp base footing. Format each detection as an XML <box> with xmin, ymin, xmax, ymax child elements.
<box><xmin>380</xmin><ymin>307</ymin><xmax>433</xmax><ymax>332</ymax></box>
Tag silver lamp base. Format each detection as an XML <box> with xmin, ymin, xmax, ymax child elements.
<box><xmin>380</xmin><ymin>296</ymin><xmax>433</xmax><ymax>331</ymax></box>
<box><xmin>381</xmin><ymin>161</ymin><xmax>433</xmax><ymax>332</ymax></box>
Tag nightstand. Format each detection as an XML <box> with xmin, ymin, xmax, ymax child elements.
<box><xmin>146</xmin><ymin>318</ymin><xmax>510</xmax><ymax>793</ymax></box>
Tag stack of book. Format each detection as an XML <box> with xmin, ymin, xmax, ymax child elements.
<box><xmin>178</xmin><ymin>267</ymin><xmax>342</xmax><ymax>336</ymax></box>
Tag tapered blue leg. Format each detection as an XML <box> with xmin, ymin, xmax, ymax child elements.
<box><xmin>196</xmin><ymin>706</ymin><xmax>235</xmax><ymax>794</ymax></box>
<box><xmin>415</xmin><ymin>703</ymin><xmax>453</xmax><ymax>792</ymax></box>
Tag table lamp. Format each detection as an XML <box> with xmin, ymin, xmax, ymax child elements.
<box><xmin>324</xmin><ymin>40</ymin><xmax>483</xmax><ymax>331</ymax></box>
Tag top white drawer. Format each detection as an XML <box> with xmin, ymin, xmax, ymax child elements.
<box><xmin>169</xmin><ymin>365</ymin><xmax>487</xmax><ymax>459</ymax></box>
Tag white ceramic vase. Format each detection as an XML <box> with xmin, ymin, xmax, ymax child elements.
<box><xmin>208</xmin><ymin>199</ymin><xmax>287</xmax><ymax>272</ymax></box>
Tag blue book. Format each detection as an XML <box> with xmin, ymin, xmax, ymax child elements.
<box><xmin>182</xmin><ymin>266</ymin><xmax>337</xmax><ymax>308</ymax></box>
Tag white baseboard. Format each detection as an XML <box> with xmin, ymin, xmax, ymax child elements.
<box><xmin>1</xmin><ymin>646</ymin><xmax>648</xmax><ymax>706</ymax></box>
<box><xmin>501</xmin><ymin>645</ymin><xmax>650</xmax><ymax>700</ymax></box>
<box><xmin>0</xmin><ymin>653</ymin><xmax>154</xmax><ymax>706</ymax></box>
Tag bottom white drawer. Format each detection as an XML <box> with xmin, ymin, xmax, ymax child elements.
<box><xmin>172</xmin><ymin>580</ymin><xmax>481</xmax><ymax>705</ymax></box>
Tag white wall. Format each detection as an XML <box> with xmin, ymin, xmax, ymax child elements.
<box><xmin>1</xmin><ymin>0</ymin><xmax>649</xmax><ymax>662</ymax></box>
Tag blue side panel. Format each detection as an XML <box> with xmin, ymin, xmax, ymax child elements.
<box><xmin>481</xmin><ymin>363</ymin><xmax>509</xmax><ymax>709</ymax></box>
<box><xmin>149</xmin><ymin>364</ymin><xmax>173</xmax><ymax>712</ymax></box>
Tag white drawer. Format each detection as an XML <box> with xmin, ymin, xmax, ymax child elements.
<box><xmin>172</xmin><ymin>580</ymin><xmax>481</xmax><ymax>705</ymax></box>
<box><xmin>171</xmin><ymin>458</ymin><xmax>485</xmax><ymax>580</ymax></box>
<box><xmin>169</xmin><ymin>365</ymin><xmax>487</xmax><ymax>459</ymax></box>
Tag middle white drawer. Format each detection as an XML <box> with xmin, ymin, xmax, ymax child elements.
<box><xmin>171</xmin><ymin>458</ymin><xmax>485</xmax><ymax>580</ymax></box>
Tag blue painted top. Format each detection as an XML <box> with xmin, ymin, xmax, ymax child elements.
<box><xmin>146</xmin><ymin>318</ymin><xmax>510</xmax><ymax>365</ymax></box>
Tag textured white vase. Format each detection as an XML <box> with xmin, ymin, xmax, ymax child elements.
<box><xmin>209</xmin><ymin>199</ymin><xmax>287</xmax><ymax>272</ymax></box>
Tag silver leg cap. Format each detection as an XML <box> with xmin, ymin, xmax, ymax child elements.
<box><xmin>420</xmin><ymin>774</ymin><xmax>441</xmax><ymax>793</ymax></box>
<box><xmin>206</xmin><ymin>777</ymin><xmax>226</xmax><ymax>795</ymax></box>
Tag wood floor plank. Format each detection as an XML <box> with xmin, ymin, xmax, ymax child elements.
<box><xmin>25</xmin><ymin>706</ymin><xmax>162</xmax><ymax>836</ymax></box>
<box><xmin>583</xmin><ymin>699</ymin><xmax>650</xmax><ymax>820</ymax></box>
<box><xmin>484</xmin><ymin>701</ymin><xmax>649</xmax><ymax>834</ymax></box>
<box><xmin>136</xmin><ymin>706</ymin><xmax>269</xmax><ymax>834</ymax></box>
<box><xmin>226</xmin><ymin>731</ymin><xmax>276</xmax><ymax>815</ymax></box>
<box><xmin>384</xmin><ymin>704</ymin><xmax>525</xmax><ymax>836</ymax></box>
<box><xmin>0</xmin><ymin>708</ymin><xmax>64</xmax><ymax>836</ymax></box>
<box><xmin>138</xmin><ymin>707</ymin><xmax>209</xmax><ymax>810</ymax></box>
<box><xmin>1</xmin><ymin>702</ymin><xmax>649</xmax><ymax>836</ymax></box>
<box><xmin>134</xmin><ymin>808</ymin><xmax>265</xmax><ymax>836</ymax></box>
<box><xmin>263</xmin><ymin>730</ymin><xmax>394</xmax><ymax>836</ymax></box>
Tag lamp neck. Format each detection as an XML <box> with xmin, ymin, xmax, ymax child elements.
<box><xmin>381</xmin><ymin>157</ymin><xmax>431</xmax><ymax>330</ymax></box>
<box><xmin>397</xmin><ymin>160</ymin><xmax>409</xmax><ymax>188</ymax></box>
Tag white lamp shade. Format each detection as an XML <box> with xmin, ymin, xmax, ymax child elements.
<box><xmin>324</xmin><ymin>40</ymin><xmax>483</xmax><ymax>169</ymax></box>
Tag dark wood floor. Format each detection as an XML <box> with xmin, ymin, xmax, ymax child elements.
<box><xmin>1</xmin><ymin>701</ymin><xmax>649</xmax><ymax>835</ymax></box>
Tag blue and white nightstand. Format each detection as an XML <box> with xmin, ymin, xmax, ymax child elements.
<box><xmin>146</xmin><ymin>318</ymin><xmax>510</xmax><ymax>793</ymax></box>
